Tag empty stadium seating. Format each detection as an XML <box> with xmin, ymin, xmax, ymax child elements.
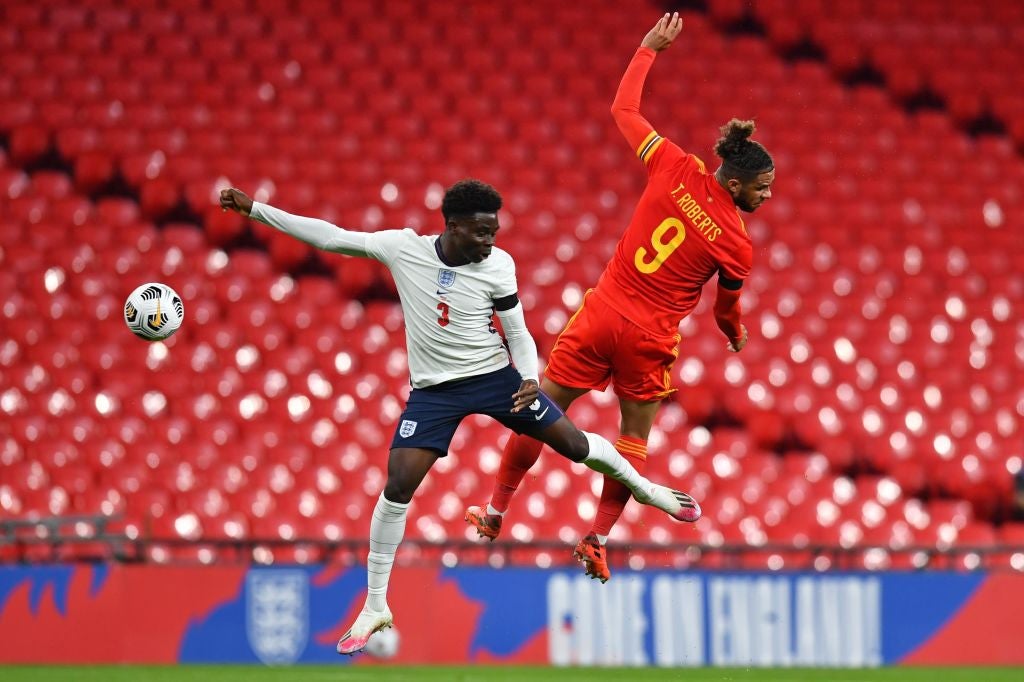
<box><xmin>1</xmin><ymin>0</ymin><xmax>1022</xmax><ymax>570</ymax></box>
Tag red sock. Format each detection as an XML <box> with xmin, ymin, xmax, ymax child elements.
<box><xmin>489</xmin><ymin>433</ymin><xmax>544</xmax><ymax>513</ymax></box>
<box><xmin>592</xmin><ymin>436</ymin><xmax>648</xmax><ymax>537</ymax></box>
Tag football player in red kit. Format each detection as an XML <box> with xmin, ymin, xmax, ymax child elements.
<box><xmin>467</xmin><ymin>13</ymin><xmax>776</xmax><ymax>582</ymax></box>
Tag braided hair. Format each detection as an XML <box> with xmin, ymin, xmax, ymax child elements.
<box><xmin>714</xmin><ymin>119</ymin><xmax>774</xmax><ymax>182</ymax></box>
<box><xmin>441</xmin><ymin>179</ymin><xmax>503</xmax><ymax>220</ymax></box>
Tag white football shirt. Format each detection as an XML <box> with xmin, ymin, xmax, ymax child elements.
<box><xmin>250</xmin><ymin>202</ymin><xmax>519</xmax><ymax>388</ymax></box>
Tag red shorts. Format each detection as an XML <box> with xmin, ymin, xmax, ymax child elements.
<box><xmin>544</xmin><ymin>289</ymin><xmax>680</xmax><ymax>402</ymax></box>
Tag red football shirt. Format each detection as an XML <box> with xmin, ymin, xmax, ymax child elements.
<box><xmin>594</xmin><ymin>47</ymin><xmax>752</xmax><ymax>337</ymax></box>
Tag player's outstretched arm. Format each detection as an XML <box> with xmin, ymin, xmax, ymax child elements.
<box><xmin>219</xmin><ymin>187</ymin><xmax>372</xmax><ymax>257</ymax></box>
<box><xmin>611</xmin><ymin>13</ymin><xmax>684</xmax><ymax>153</ymax></box>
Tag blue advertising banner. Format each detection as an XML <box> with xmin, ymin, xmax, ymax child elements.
<box><xmin>0</xmin><ymin>563</ymin><xmax>1018</xmax><ymax>666</ymax></box>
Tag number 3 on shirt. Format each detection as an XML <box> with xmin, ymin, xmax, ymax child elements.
<box><xmin>634</xmin><ymin>217</ymin><xmax>686</xmax><ymax>274</ymax></box>
<box><xmin>437</xmin><ymin>302</ymin><xmax>450</xmax><ymax>327</ymax></box>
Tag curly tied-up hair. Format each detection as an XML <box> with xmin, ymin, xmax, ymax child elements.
<box><xmin>441</xmin><ymin>179</ymin><xmax>503</xmax><ymax>220</ymax></box>
<box><xmin>715</xmin><ymin>119</ymin><xmax>774</xmax><ymax>181</ymax></box>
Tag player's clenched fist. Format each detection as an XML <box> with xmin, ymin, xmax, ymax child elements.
<box><xmin>727</xmin><ymin>325</ymin><xmax>748</xmax><ymax>353</ymax></box>
<box><xmin>220</xmin><ymin>187</ymin><xmax>253</xmax><ymax>216</ymax></box>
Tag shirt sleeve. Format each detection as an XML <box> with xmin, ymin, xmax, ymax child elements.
<box><xmin>612</xmin><ymin>47</ymin><xmax>689</xmax><ymax>177</ymax></box>
<box><xmin>490</xmin><ymin>252</ymin><xmax>537</xmax><ymax>380</ymax></box>
<box><xmin>362</xmin><ymin>229</ymin><xmax>414</xmax><ymax>268</ymax></box>
<box><xmin>713</xmin><ymin>285</ymin><xmax>744</xmax><ymax>344</ymax></box>
<box><xmin>612</xmin><ymin>47</ymin><xmax>666</xmax><ymax>161</ymax></box>
<box><xmin>491</xmin><ymin>251</ymin><xmax>519</xmax><ymax>299</ymax></box>
<box><xmin>495</xmin><ymin>303</ymin><xmax>539</xmax><ymax>383</ymax></box>
<box><xmin>718</xmin><ymin>238</ymin><xmax>753</xmax><ymax>281</ymax></box>
<box><xmin>249</xmin><ymin>202</ymin><xmax>371</xmax><ymax>257</ymax></box>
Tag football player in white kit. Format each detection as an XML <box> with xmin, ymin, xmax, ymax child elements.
<box><xmin>220</xmin><ymin>180</ymin><xmax>700</xmax><ymax>655</ymax></box>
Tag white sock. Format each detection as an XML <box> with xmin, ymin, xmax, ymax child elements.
<box><xmin>596</xmin><ymin>533</ymin><xmax>608</xmax><ymax>545</ymax></box>
<box><xmin>365</xmin><ymin>492</ymin><xmax>409</xmax><ymax>613</ymax></box>
<box><xmin>486</xmin><ymin>504</ymin><xmax>504</xmax><ymax>517</ymax></box>
<box><xmin>581</xmin><ymin>431</ymin><xmax>655</xmax><ymax>502</ymax></box>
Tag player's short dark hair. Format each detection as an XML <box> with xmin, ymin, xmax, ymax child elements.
<box><xmin>715</xmin><ymin>119</ymin><xmax>774</xmax><ymax>182</ymax></box>
<box><xmin>441</xmin><ymin>179</ymin><xmax>503</xmax><ymax>220</ymax></box>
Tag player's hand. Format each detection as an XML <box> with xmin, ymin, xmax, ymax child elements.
<box><xmin>641</xmin><ymin>12</ymin><xmax>683</xmax><ymax>51</ymax></box>
<box><xmin>219</xmin><ymin>188</ymin><xmax>253</xmax><ymax>216</ymax></box>
<box><xmin>727</xmin><ymin>325</ymin><xmax>748</xmax><ymax>353</ymax></box>
<box><xmin>511</xmin><ymin>379</ymin><xmax>541</xmax><ymax>413</ymax></box>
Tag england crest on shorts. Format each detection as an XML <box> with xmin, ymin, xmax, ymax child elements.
<box><xmin>399</xmin><ymin>419</ymin><xmax>417</xmax><ymax>437</ymax></box>
<box><xmin>437</xmin><ymin>269</ymin><xmax>457</xmax><ymax>288</ymax></box>
<box><xmin>246</xmin><ymin>570</ymin><xmax>309</xmax><ymax>664</ymax></box>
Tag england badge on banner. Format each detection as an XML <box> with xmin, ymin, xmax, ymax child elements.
<box><xmin>246</xmin><ymin>570</ymin><xmax>309</xmax><ymax>665</ymax></box>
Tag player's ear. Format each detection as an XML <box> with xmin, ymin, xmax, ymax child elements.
<box><xmin>726</xmin><ymin>177</ymin><xmax>743</xmax><ymax>197</ymax></box>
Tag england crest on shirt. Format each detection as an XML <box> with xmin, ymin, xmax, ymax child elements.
<box><xmin>437</xmin><ymin>269</ymin><xmax>457</xmax><ymax>288</ymax></box>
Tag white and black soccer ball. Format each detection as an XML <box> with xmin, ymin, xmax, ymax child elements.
<box><xmin>364</xmin><ymin>626</ymin><xmax>400</xmax><ymax>659</ymax></box>
<box><xmin>124</xmin><ymin>282</ymin><xmax>184</xmax><ymax>341</ymax></box>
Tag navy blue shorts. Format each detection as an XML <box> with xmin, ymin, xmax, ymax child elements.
<box><xmin>390</xmin><ymin>364</ymin><xmax>564</xmax><ymax>455</ymax></box>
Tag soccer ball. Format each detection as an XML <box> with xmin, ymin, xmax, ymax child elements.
<box><xmin>124</xmin><ymin>282</ymin><xmax>184</xmax><ymax>341</ymax></box>
<box><xmin>364</xmin><ymin>626</ymin><xmax>400</xmax><ymax>659</ymax></box>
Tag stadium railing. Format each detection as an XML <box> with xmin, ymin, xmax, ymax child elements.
<box><xmin>1</xmin><ymin>516</ymin><xmax>1021</xmax><ymax>572</ymax></box>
